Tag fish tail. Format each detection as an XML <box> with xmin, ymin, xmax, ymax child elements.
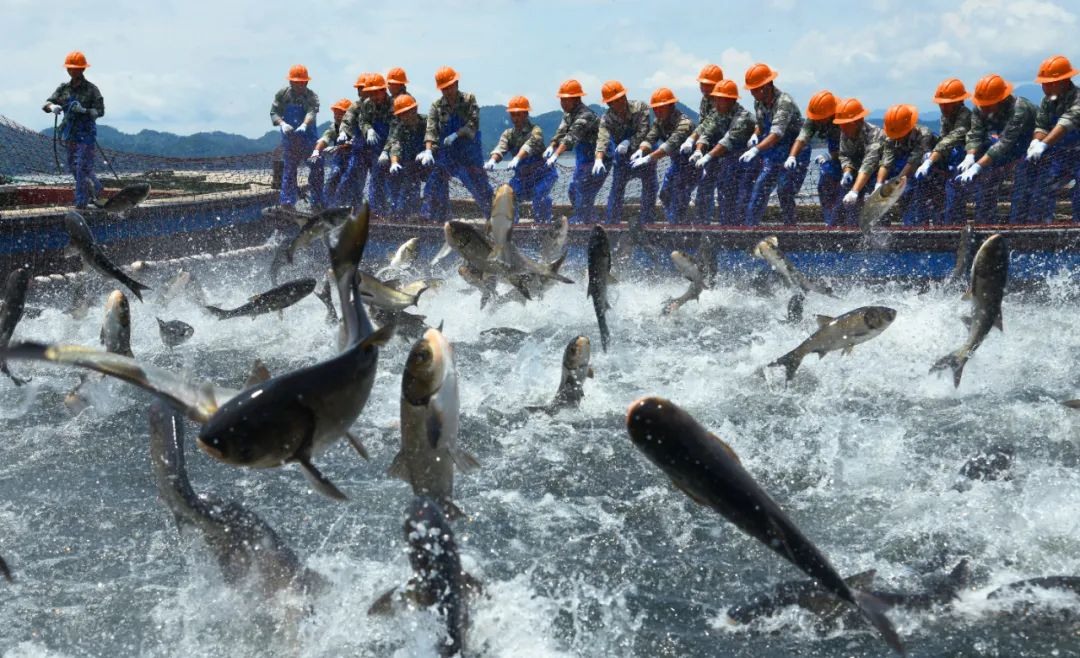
<box><xmin>598</xmin><ymin>314</ymin><xmax>609</xmax><ymax>353</ymax></box>
<box><xmin>852</xmin><ymin>590</ymin><xmax>906</xmax><ymax>655</ymax></box>
<box><xmin>129</xmin><ymin>280</ymin><xmax>151</xmax><ymax>303</ymax></box>
<box><xmin>769</xmin><ymin>350</ymin><xmax>804</xmax><ymax>381</ymax></box>
<box><xmin>203</xmin><ymin>305</ymin><xmax>232</xmax><ymax>320</ymax></box>
<box><xmin>929</xmin><ymin>351</ymin><xmax>967</xmax><ymax>388</ymax></box>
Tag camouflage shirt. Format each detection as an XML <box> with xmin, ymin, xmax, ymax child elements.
<box><xmin>643</xmin><ymin>108</ymin><xmax>694</xmax><ymax>154</ymax></box>
<box><xmin>754</xmin><ymin>88</ymin><xmax>803</xmax><ymax>143</ymax></box>
<box><xmin>881</xmin><ymin>125</ymin><xmax>937</xmax><ymax>172</ymax></box>
<box><xmin>386</xmin><ymin>114</ymin><xmax>428</xmax><ymax>160</ymax></box>
<box><xmin>425</xmin><ymin>92</ymin><xmax>481</xmax><ymax>145</ymax></box>
<box><xmin>320</xmin><ymin>120</ymin><xmax>343</xmax><ymax>146</ymax></box>
<box><xmin>270</xmin><ymin>86</ymin><xmax>319</xmax><ymax>125</ymax></box>
<box><xmin>1036</xmin><ymin>82</ymin><xmax>1080</xmax><ymax>134</ymax></box>
<box><xmin>932</xmin><ymin>105</ymin><xmax>972</xmax><ymax>157</ymax></box>
<box><xmin>797</xmin><ymin>118</ymin><xmax>842</xmax><ymax>152</ymax></box>
<box><xmin>552</xmin><ymin>102</ymin><xmax>600</xmax><ymax>150</ymax></box>
<box><xmin>47</xmin><ymin>79</ymin><xmax>105</xmax><ymax>139</ymax></box>
<box><xmin>696</xmin><ymin>102</ymin><xmax>755</xmax><ymax>152</ymax></box>
<box><xmin>359</xmin><ymin>95</ymin><xmax>395</xmax><ymax>136</ymax></box>
<box><xmin>697</xmin><ymin>95</ymin><xmax>715</xmax><ymax>133</ymax></box>
<box><xmin>839</xmin><ymin>121</ymin><xmax>885</xmax><ymax>175</ymax></box>
<box><xmin>966</xmin><ymin>95</ymin><xmax>1037</xmax><ymax>164</ymax></box>
<box><xmin>492</xmin><ymin>122</ymin><xmax>545</xmax><ymax>158</ymax></box>
<box><xmin>595</xmin><ymin>100</ymin><xmax>652</xmax><ymax>157</ymax></box>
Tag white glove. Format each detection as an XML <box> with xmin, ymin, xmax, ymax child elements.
<box><xmin>592</xmin><ymin>159</ymin><xmax>606</xmax><ymax>175</ymax></box>
<box><xmin>843</xmin><ymin>190</ymin><xmax>859</xmax><ymax>205</ymax></box>
<box><xmin>841</xmin><ymin>171</ymin><xmax>854</xmax><ymax>186</ymax></box>
<box><xmin>783</xmin><ymin>155</ymin><xmax>797</xmax><ymax>170</ymax></box>
<box><xmin>443</xmin><ymin>132</ymin><xmax>459</xmax><ymax>147</ymax></box>
<box><xmin>914</xmin><ymin>159</ymin><xmax>933</xmax><ymax>180</ymax></box>
<box><xmin>295</xmin><ymin>123</ymin><xmax>308</xmax><ymax>134</ymax></box>
<box><xmin>747</xmin><ymin>133</ymin><xmax>759</xmax><ymax>147</ymax></box>
<box><xmin>279</xmin><ymin>123</ymin><xmax>294</xmax><ymax>135</ymax></box>
<box><xmin>815</xmin><ymin>154</ymin><xmax>828</xmax><ymax>165</ymax></box>
<box><xmin>417</xmin><ymin>149</ymin><xmax>434</xmax><ymax>166</ymax></box>
<box><xmin>542</xmin><ymin>145</ymin><xmax>555</xmax><ymax>159</ymax></box>
<box><xmin>390</xmin><ymin>162</ymin><xmax>403</xmax><ymax>174</ymax></box>
<box><xmin>631</xmin><ymin>155</ymin><xmax>650</xmax><ymax>169</ymax></box>
<box><xmin>68</xmin><ymin>101</ymin><xmax>85</xmax><ymax>114</ymax></box>
<box><xmin>957</xmin><ymin>162</ymin><xmax>982</xmax><ymax>182</ymax></box>
<box><xmin>49</xmin><ymin>104</ymin><xmax>63</xmax><ymax>114</ymax></box>
<box><xmin>546</xmin><ymin>153</ymin><xmax>559</xmax><ymax>167</ymax></box>
<box><xmin>336</xmin><ymin>132</ymin><xmax>348</xmax><ymax>144</ymax></box>
<box><xmin>679</xmin><ymin>137</ymin><xmax>695</xmax><ymax>154</ymax></box>
<box><xmin>739</xmin><ymin>146</ymin><xmax>760</xmax><ymax>163</ymax></box>
<box><xmin>695</xmin><ymin>153</ymin><xmax>712</xmax><ymax>169</ymax></box>
<box><xmin>378</xmin><ymin>151</ymin><xmax>390</xmax><ymax>165</ymax></box>
<box><xmin>957</xmin><ymin>154</ymin><xmax>976</xmax><ymax>172</ymax></box>
<box><xmin>363</xmin><ymin>128</ymin><xmax>376</xmax><ymax>145</ymax></box>
<box><xmin>688</xmin><ymin>151</ymin><xmax>702</xmax><ymax>164</ymax></box>
<box><xmin>308</xmin><ymin>149</ymin><xmax>321</xmax><ymax>164</ymax></box>
<box><xmin>483</xmin><ymin>157</ymin><xmax>497</xmax><ymax>171</ymax></box>
<box><xmin>507</xmin><ymin>156</ymin><xmax>520</xmax><ymax>170</ymax></box>
<box><xmin>615</xmin><ymin>139</ymin><xmax>630</xmax><ymax>154</ymax></box>
<box><xmin>1026</xmin><ymin>139</ymin><xmax>1047</xmax><ymax>162</ymax></box>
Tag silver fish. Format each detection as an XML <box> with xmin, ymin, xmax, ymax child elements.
<box><xmin>157</xmin><ymin>317</ymin><xmax>194</xmax><ymax>348</ymax></box>
<box><xmin>63</xmin><ymin>210</ymin><xmax>152</xmax><ymax>302</ymax></box>
<box><xmin>526</xmin><ymin>335</ymin><xmax>593</xmax><ymax>413</ymax></box>
<box><xmin>770</xmin><ymin>306</ymin><xmax>897</xmax><ymax>381</ymax></box>
<box><xmin>587</xmin><ymin>226</ymin><xmax>613</xmax><ymax>351</ymax></box>
<box><xmin>662</xmin><ymin>251</ymin><xmax>705</xmax><ymax>315</ymax></box>
<box><xmin>859</xmin><ymin>176</ymin><xmax>907</xmax><ymax>233</ymax></box>
<box><xmin>487</xmin><ymin>184</ymin><xmax>515</xmax><ymax>263</ymax></box>
<box><xmin>752</xmin><ymin>236</ymin><xmax>833</xmax><ymax>297</ymax></box>
<box><xmin>204</xmin><ymin>278</ymin><xmax>315</xmax><ymax>320</ymax></box>
<box><xmin>0</xmin><ymin>268</ymin><xmax>31</xmax><ymax>386</ymax></box>
<box><xmin>540</xmin><ymin>216</ymin><xmax>570</xmax><ymax>264</ymax></box>
<box><xmin>376</xmin><ymin>237</ymin><xmax>420</xmax><ymax>278</ymax></box>
<box><xmin>92</xmin><ymin>182</ymin><xmax>151</xmax><ymax>213</ymax></box>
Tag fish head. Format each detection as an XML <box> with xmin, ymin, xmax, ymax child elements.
<box><xmin>880</xmin><ymin>176</ymin><xmax>907</xmax><ymax>199</ymax></box>
<box><xmin>974</xmin><ymin>234</ymin><xmax>1008</xmax><ymax>270</ymax></box>
<box><xmin>588</xmin><ymin>225</ymin><xmax>609</xmax><ymax>251</ymax></box>
<box><xmin>62</xmin><ymin>211</ymin><xmax>93</xmax><ymax>246</ymax></box>
<box><xmin>329</xmin><ymin>205</ymin><xmax>370</xmax><ymax>280</ymax></box>
<box><xmin>562</xmin><ymin>335</ymin><xmax>591</xmax><ymax>371</ymax></box>
<box><xmin>404</xmin><ymin>496</ymin><xmax>458</xmax><ymax>576</ymax></box>
<box><xmin>490</xmin><ymin>184</ymin><xmax>515</xmax><ymax>224</ymax></box>
<box><xmin>864</xmin><ymin>306</ymin><xmax>897</xmax><ymax>330</ymax></box>
<box><xmin>101</xmin><ymin>290</ymin><xmax>132</xmax><ymax>354</ymax></box>
<box><xmin>400</xmin><ymin>237</ymin><xmax>420</xmax><ymax>260</ymax></box>
<box><xmin>402</xmin><ymin>329</ymin><xmax>449</xmax><ymax>405</ymax></box>
<box><xmin>196</xmin><ymin>386</ymin><xmax>306</xmax><ymax>467</ymax></box>
<box><xmin>5</xmin><ymin>268</ymin><xmax>30</xmax><ymax>298</ymax></box>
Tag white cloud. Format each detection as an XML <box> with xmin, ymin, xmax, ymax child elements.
<box><xmin>769</xmin><ymin>0</ymin><xmax>795</xmax><ymax>10</ymax></box>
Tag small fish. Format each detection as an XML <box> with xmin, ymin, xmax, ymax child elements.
<box><xmin>0</xmin><ymin>268</ymin><xmax>32</xmax><ymax>386</ymax></box>
<box><xmin>786</xmin><ymin>293</ymin><xmax>805</xmax><ymax>324</ymax></box>
<box><xmin>91</xmin><ymin>182</ymin><xmax>151</xmax><ymax>213</ymax></box>
<box><xmin>752</xmin><ymin>236</ymin><xmax>832</xmax><ymax>297</ymax></box>
<box><xmin>269</xmin><ymin>206</ymin><xmax>353</xmax><ymax>282</ymax></box>
<box><xmin>157</xmin><ymin>317</ymin><xmax>194</xmax><ymax>348</ymax></box>
<box><xmin>769</xmin><ymin>306</ymin><xmax>897</xmax><ymax>381</ymax></box>
<box><xmin>526</xmin><ymin>336</ymin><xmax>593</xmax><ymax>414</ymax></box>
<box><xmin>314</xmin><ymin>272</ymin><xmax>339</xmax><ymax>325</ymax></box>
<box><xmin>587</xmin><ymin>226</ymin><xmax>613</xmax><ymax>351</ymax></box>
<box><xmin>99</xmin><ymin>290</ymin><xmax>133</xmax><ymax>357</ymax></box>
<box><xmin>63</xmin><ymin>210</ymin><xmax>151</xmax><ymax>302</ymax></box>
<box><xmin>662</xmin><ymin>251</ymin><xmax>705</xmax><ymax>315</ymax></box>
<box><xmin>376</xmin><ymin>237</ymin><xmax>420</xmax><ymax>278</ymax></box>
<box><xmin>487</xmin><ymin>184</ymin><xmax>515</xmax><ymax>263</ymax></box>
<box><xmin>859</xmin><ymin>176</ymin><xmax>907</xmax><ymax>233</ymax></box>
<box><xmin>0</xmin><ymin>555</ymin><xmax>12</xmax><ymax>583</ymax></box>
<box><xmin>540</xmin><ymin>216</ymin><xmax>570</xmax><ymax>264</ymax></box>
<box><xmin>945</xmin><ymin>221</ymin><xmax>977</xmax><ymax>289</ymax></box>
<box><xmin>358</xmin><ymin>273</ymin><xmax>426</xmax><ymax>311</ymax></box>
<box><xmin>204</xmin><ymin>278</ymin><xmax>315</xmax><ymax>320</ymax></box>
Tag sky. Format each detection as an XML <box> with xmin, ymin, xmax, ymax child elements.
<box><xmin>2</xmin><ymin>0</ymin><xmax>1076</xmax><ymax>138</ymax></box>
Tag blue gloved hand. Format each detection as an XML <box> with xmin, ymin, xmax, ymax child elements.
<box><xmin>695</xmin><ymin>153</ymin><xmax>712</xmax><ymax>169</ymax></box>
<box><xmin>378</xmin><ymin>151</ymin><xmax>390</xmax><ymax>165</ymax></box>
<box><xmin>679</xmin><ymin>137</ymin><xmax>695</xmax><ymax>154</ymax></box>
<box><xmin>483</xmin><ymin>157</ymin><xmax>497</xmax><ymax>171</ymax></box>
<box><xmin>417</xmin><ymin>149</ymin><xmax>434</xmax><ymax>166</ymax></box>
<box><xmin>815</xmin><ymin>154</ymin><xmax>828</xmax><ymax>165</ymax></box>
<box><xmin>843</xmin><ymin>190</ymin><xmax>859</xmax><ymax>205</ymax></box>
<box><xmin>507</xmin><ymin>156</ymin><xmax>521</xmax><ymax>170</ymax></box>
<box><xmin>783</xmin><ymin>155</ymin><xmax>797</xmax><ymax>170</ymax></box>
<box><xmin>747</xmin><ymin>133</ymin><xmax>759</xmax><ymax>147</ymax></box>
<box><xmin>631</xmin><ymin>154</ymin><xmax>651</xmax><ymax>169</ymax></box>
<box><xmin>688</xmin><ymin>151</ymin><xmax>703</xmax><ymax>165</ymax></box>
<box><xmin>1026</xmin><ymin>139</ymin><xmax>1047</xmax><ymax>162</ymax></box>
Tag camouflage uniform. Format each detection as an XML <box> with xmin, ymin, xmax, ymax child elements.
<box><xmin>270</xmin><ymin>85</ymin><xmax>322</xmax><ymax>208</ymax></box>
<box><xmin>696</xmin><ymin>95</ymin><xmax>715</xmax><ymax>136</ymax></box>
<box><xmin>47</xmin><ymin>79</ymin><xmax>105</xmax><ymax>208</ymax></box>
<box><xmin>839</xmin><ymin>122</ymin><xmax>885</xmax><ymax>175</ymax></box>
<box><xmin>745</xmin><ymin>88</ymin><xmax>809</xmax><ymax>225</ymax></box>
<box><xmin>695</xmin><ymin>103</ymin><xmax>756</xmax><ymax>224</ymax></box>
<box><xmin>1031</xmin><ymin>82</ymin><xmax>1080</xmax><ymax>222</ymax></box>
<box><xmin>494</xmin><ymin>120</ymin><xmax>557</xmax><ymax>224</ymax></box>
<box><xmin>383</xmin><ymin>114</ymin><xmax>428</xmax><ymax>220</ymax></box>
<box><xmin>422</xmin><ymin>91</ymin><xmax>492</xmax><ymax>221</ymax></box>
<box><xmin>492</xmin><ymin>123</ymin><xmax>546</xmax><ymax>159</ymax></box>
<box><xmin>965</xmin><ymin>95</ymin><xmax>1038</xmax><ymax>223</ymax></box>
<box><xmin>797</xmin><ymin>118</ymin><xmax>844</xmax><ymax>225</ymax></box>
<box><xmin>597</xmin><ymin>100</ymin><xmax>655</xmax><ymax>225</ymax></box>
<box><xmin>355</xmin><ymin>96</ymin><xmax>395</xmax><ymax>215</ymax></box>
<box><xmin>334</xmin><ymin>100</ymin><xmax>370</xmax><ymax>208</ymax></box>
<box><xmin>644</xmin><ymin>108</ymin><xmax>695</xmax><ymax>223</ymax></box>
<box><xmin>553</xmin><ymin>102</ymin><xmax>604</xmax><ymax>224</ymax></box>
<box><xmin>931</xmin><ymin>106</ymin><xmax>972</xmax><ymax>225</ymax></box>
<box><xmin>881</xmin><ymin>125</ymin><xmax>938</xmax><ymax>225</ymax></box>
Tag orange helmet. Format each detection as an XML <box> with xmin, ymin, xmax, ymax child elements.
<box><xmin>972</xmin><ymin>74</ymin><xmax>1013</xmax><ymax>107</ymax></box>
<box><xmin>331</xmin><ymin>98</ymin><xmax>353</xmax><ymax>113</ymax></box>
<box><xmin>287</xmin><ymin>65</ymin><xmax>311</xmax><ymax>82</ymax></box>
<box><xmin>557</xmin><ymin>79</ymin><xmax>586</xmax><ymax>98</ymax></box>
<box><xmin>352</xmin><ymin>73</ymin><xmax>368</xmax><ymax>89</ymax></box>
<box><xmin>601</xmin><ymin>80</ymin><xmax>627</xmax><ymax>104</ymax></box>
<box><xmin>805</xmin><ymin>90</ymin><xmax>837</xmax><ymax>121</ymax></box>
<box><xmin>64</xmin><ymin>51</ymin><xmax>89</xmax><ymax>69</ymax></box>
<box><xmin>833</xmin><ymin>97</ymin><xmax>870</xmax><ymax>124</ymax></box>
<box><xmin>709</xmin><ymin>79</ymin><xmax>739</xmax><ymax>99</ymax></box>
<box><xmin>386</xmin><ymin>67</ymin><xmax>409</xmax><ymax>85</ymax></box>
<box><xmin>932</xmin><ymin>78</ymin><xmax>971</xmax><ymax>104</ymax></box>
<box><xmin>697</xmin><ymin>64</ymin><xmax>724</xmax><ymax>85</ymax></box>
<box><xmin>883</xmin><ymin>104</ymin><xmax>919</xmax><ymax>140</ymax></box>
<box><xmin>1035</xmin><ymin>55</ymin><xmax>1079</xmax><ymax>83</ymax></box>
<box><xmin>650</xmin><ymin>87</ymin><xmax>677</xmax><ymax>108</ymax></box>
<box><xmin>435</xmin><ymin>66</ymin><xmax>459</xmax><ymax>90</ymax></box>
<box><xmin>507</xmin><ymin>96</ymin><xmax>531</xmax><ymax>113</ymax></box>
<box><xmin>393</xmin><ymin>94</ymin><xmax>418</xmax><ymax>116</ymax></box>
<box><xmin>744</xmin><ymin>63</ymin><xmax>778</xmax><ymax>90</ymax></box>
<box><xmin>365</xmin><ymin>73</ymin><xmax>387</xmax><ymax>92</ymax></box>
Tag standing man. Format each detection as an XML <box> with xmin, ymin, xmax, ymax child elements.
<box><xmin>877</xmin><ymin>104</ymin><xmax>937</xmax><ymax>225</ymax></box>
<box><xmin>386</xmin><ymin>67</ymin><xmax>409</xmax><ymax>97</ymax></box>
<box><xmin>631</xmin><ymin>88</ymin><xmax>695</xmax><ymax>223</ymax></box>
<box><xmin>785</xmin><ymin>91</ymin><xmax>843</xmax><ymax>226</ymax></box>
<box><xmin>914</xmin><ymin>78</ymin><xmax>972</xmax><ymax>224</ymax></box>
<box><xmin>485</xmin><ymin>96</ymin><xmax>557</xmax><ymax>223</ymax></box>
<box><xmin>593</xmin><ymin>80</ymin><xmax>656</xmax><ymax>225</ymax></box>
<box><xmin>308</xmin><ymin>98</ymin><xmax>352</xmax><ymax>206</ymax></box>
<box><xmin>740</xmin><ymin>64</ymin><xmax>809</xmax><ymax>225</ymax></box>
<box><xmin>546</xmin><ymin>80</ymin><xmax>605</xmax><ymax>224</ymax></box>
<box><xmin>43</xmin><ymin>51</ymin><xmax>104</xmax><ymax>209</ymax></box>
<box><xmin>270</xmin><ymin>64</ymin><xmax>322</xmax><ymax>210</ymax></box>
<box><xmin>359</xmin><ymin>73</ymin><xmax>394</xmax><ymax>216</ymax></box>
<box><xmin>1026</xmin><ymin>55</ymin><xmax>1080</xmax><ymax>223</ymax></box>
<box><xmin>835</xmin><ymin>97</ymin><xmax>884</xmax><ymax>226</ymax></box>
<box><xmin>418</xmin><ymin>66</ymin><xmax>493</xmax><ymax>221</ymax></box>
<box><xmin>385</xmin><ymin>94</ymin><xmax>428</xmax><ymax>220</ymax></box>
<box><xmin>334</xmin><ymin>73</ymin><xmax>371</xmax><ymax>207</ymax></box>
<box><xmin>955</xmin><ymin>74</ymin><xmax>1037</xmax><ymax>224</ymax></box>
<box><xmin>691</xmin><ymin>80</ymin><xmax>756</xmax><ymax>225</ymax></box>
<box><xmin>677</xmin><ymin>64</ymin><xmax>724</xmax><ymax>159</ymax></box>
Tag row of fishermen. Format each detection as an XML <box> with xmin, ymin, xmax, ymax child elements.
<box><xmin>270</xmin><ymin>55</ymin><xmax>1080</xmax><ymax>226</ymax></box>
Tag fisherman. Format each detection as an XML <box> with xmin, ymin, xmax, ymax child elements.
<box><xmin>593</xmin><ymin>80</ymin><xmax>656</xmax><ymax>225</ymax></box>
<box><xmin>546</xmin><ymin>80</ymin><xmax>604</xmax><ymax>224</ymax></box>
<box><xmin>785</xmin><ymin>91</ymin><xmax>844</xmax><ymax>226</ymax></box>
<box><xmin>740</xmin><ymin>64</ymin><xmax>809</xmax><ymax>225</ymax></box>
<box><xmin>690</xmin><ymin>79</ymin><xmax>756</xmax><ymax>225</ymax></box>
<box><xmin>418</xmin><ymin>67</ymin><xmax>493</xmax><ymax>221</ymax></box>
<box><xmin>270</xmin><ymin>65</ymin><xmax>323</xmax><ymax>210</ymax></box>
<box><xmin>835</xmin><ymin>97</ymin><xmax>884</xmax><ymax>226</ymax></box>
<box><xmin>1026</xmin><ymin>55</ymin><xmax>1080</xmax><ymax>224</ymax></box>
<box><xmin>43</xmin><ymin>51</ymin><xmax>104</xmax><ymax>209</ymax></box>
<box><xmin>386</xmin><ymin>67</ymin><xmax>409</xmax><ymax>97</ymax></box>
<box><xmin>385</xmin><ymin>94</ymin><xmax>428</xmax><ymax>220</ymax></box>
<box><xmin>677</xmin><ymin>64</ymin><xmax>725</xmax><ymax>161</ymax></box>
<box><xmin>484</xmin><ymin>96</ymin><xmax>557</xmax><ymax>223</ymax></box>
<box><xmin>358</xmin><ymin>73</ymin><xmax>395</xmax><ymax>216</ymax></box>
<box><xmin>877</xmin><ymin>104</ymin><xmax>937</xmax><ymax>225</ymax></box>
<box><xmin>334</xmin><ymin>73</ymin><xmax>371</xmax><ymax>207</ymax></box>
<box><xmin>631</xmin><ymin>88</ymin><xmax>695</xmax><ymax>223</ymax></box>
<box><xmin>914</xmin><ymin>79</ymin><xmax>973</xmax><ymax>225</ymax></box>
<box><xmin>308</xmin><ymin>98</ymin><xmax>353</xmax><ymax>206</ymax></box>
<box><xmin>955</xmin><ymin>73</ymin><xmax>1037</xmax><ymax>224</ymax></box>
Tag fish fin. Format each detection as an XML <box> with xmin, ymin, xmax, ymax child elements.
<box><xmin>587</xmin><ymin>367</ymin><xmax>594</xmax><ymax>379</ymax></box>
<box><xmin>128</xmin><ymin>281</ymin><xmax>151</xmax><ymax>303</ymax></box>
<box><xmin>815</xmin><ymin>315</ymin><xmax>834</xmax><ymax>328</ymax></box>
<box><xmin>442</xmin><ymin>499</ymin><xmax>467</xmax><ymax>521</ymax></box>
<box><xmin>0</xmin><ymin>555</ymin><xmax>12</xmax><ymax>583</ymax></box>
<box><xmin>368</xmin><ymin>586</ymin><xmax>401</xmax><ymax>616</ymax></box>
<box><xmin>946</xmin><ymin>558</ymin><xmax>972</xmax><ymax>594</ymax></box>
<box><xmin>410</xmin><ymin>286</ymin><xmax>429</xmax><ymax>309</ymax></box>
<box><xmin>960</xmin><ymin>314</ymin><xmax>973</xmax><ymax>329</ymax></box>
<box><xmin>360</xmin><ymin>322</ymin><xmax>396</xmax><ymax>349</ymax></box>
<box><xmin>244</xmin><ymin>360</ymin><xmax>271</xmax><ymax>387</ymax></box>
<box><xmin>961</xmin><ymin>288</ymin><xmax>972</xmax><ymax>301</ymax></box>
<box><xmin>852</xmin><ymin>590</ymin><xmax>906</xmax><ymax>655</ymax></box>
<box><xmin>203</xmin><ymin>305</ymin><xmax>231</xmax><ymax>320</ymax></box>
<box><xmin>844</xmin><ymin>569</ymin><xmax>877</xmax><ymax>590</ymax></box>
<box><xmin>929</xmin><ymin>352</ymin><xmax>967</xmax><ymax>388</ymax></box>
<box><xmin>769</xmin><ymin>350</ymin><xmax>804</xmax><ymax>382</ymax></box>
<box><xmin>1064</xmin><ymin>399</ymin><xmax>1080</xmax><ymax>409</ymax></box>
<box><xmin>524</xmin><ymin>404</ymin><xmax>553</xmax><ymax>414</ymax></box>
<box><xmin>509</xmin><ymin>278</ymin><xmax>533</xmax><ymax>301</ymax></box>
<box><xmin>386</xmin><ymin>451</ymin><xmax>410</xmax><ymax>481</ymax></box>
<box><xmin>431</xmin><ymin>240</ymin><xmax>453</xmax><ymax>265</ymax></box>
<box><xmin>842</xmin><ymin>346</ymin><xmax>854</xmax><ymax>356</ymax></box>
<box><xmin>296</xmin><ymin>455</ymin><xmax>348</xmax><ymax>501</ymax></box>
<box><xmin>345</xmin><ymin>430</ymin><xmax>370</xmax><ymax>460</ymax></box>
<box><xmin>452</xmin><ymin>449</ymin><xmax>480</xmax><ymax>473</ymax></box>
<box><xmin>994</xmin><ymin>310</ymin><xmax>1003</xmax><ymax>332</ymax></box>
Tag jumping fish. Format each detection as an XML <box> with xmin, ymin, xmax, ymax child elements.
<box><xmin>63</xmin><ymin>210</ymin><xmax>151</xmax><ymax>302</ymax></box>
<box><xmin>204</xmin><ymin>278</ymin><xmax>315</xmax><ymax>320</ymax></box>
<box><xmin>91</xmin><ymin>182</ymin><xmax>151</xmax><ymax>213</ymax></box>
<box><xmin>662</xmin><ymin>251</ymin><xmax>705</xmax><ymax>315</ymax></box>
<box><xmin>859</xmin><ymin>176</ymin><xmax>908</xmax><ymax>233</ymax></box>
<box><xmin>526</xmin><ymin>335</ymin><xmax>593</xmax><ymax>414</ymax></box>
<box><xmin>358</xmin><ymin>272</ymin><xmax>426</xmax><ymax>311</ymax></box>
<box><xmin>540</xmin><ymin>216</ymin><xmax>570</xmax><ymax>264</ymax></box>
<box><xmin>587</xmin><ymin>225</ymin><xmax>613</xmax><ymax>351</ymax></box>
<box><xmin>770</xmin><ymin>306</ymin><xmax>896</xmax><ymax>381</ymax></box>
<box><xmin>377</xmin><ymin>237</ymin><xmax>421</xmax><ymax>278</ymax></box>
<box><xmin>0</xmin><ymin>268</ymin><xmax>32</xmax><ymax>386</ymax></box>
<box><xmin>752</xmin><ymin>236</ymin><xmax>833</xmax><ymax>297</ymax></box>
<box><xmin>945</xmin><ymin>221</ymin><xmax>977</xmax><ymax>288</ymax></box>
<box><xmin>157</xmin><ymin>317</ymin><xmax>194</xmax><ymax>348</ymax></box>
<box><xmin>487</xmin><ymin>184</ymin><xmax>515</xmax><ymax>263</ymax></box>
<box><xmin>64</xmin><ymin>290</ymin><xmax>135</xmax><ymax>413</ymax></box>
